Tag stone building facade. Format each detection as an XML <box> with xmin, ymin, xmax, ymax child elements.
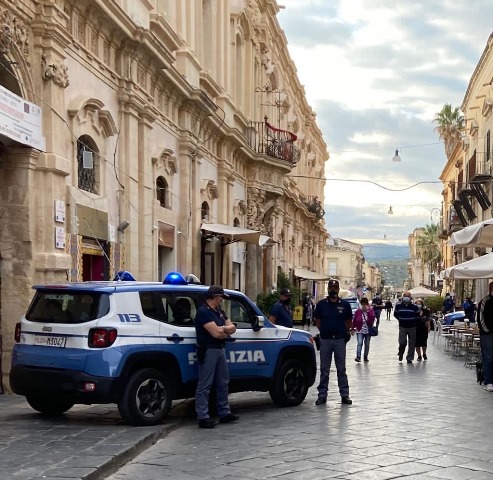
<box><xmin>0</xmin><ymin>1</ymin><xmax>329</xmax><ymax>391</ymax></box>
<box><xmin>439</xmin><ymin>32</ymin><xmax>493</xmax><ymax>298</ymax></box>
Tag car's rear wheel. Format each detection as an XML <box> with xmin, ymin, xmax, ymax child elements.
<box><xmin>269</xmin><ymin>359</ymin><xmax>309</xmax><ymax>407</ymax></box>
<box><xmin>26</xmin><ymin>395</ymin><xmax>75</xmax><ymax>416</ymax></box>
<box><xmin>118</xmin><ymin>368</ymin><xmax>173</xmax><ymax>426</ymax></box>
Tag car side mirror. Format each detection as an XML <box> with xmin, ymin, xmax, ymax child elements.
<box><xmin>252</xmin><ymin>315</ymin><xmax>264</xmax><ymax>332</ymax></box>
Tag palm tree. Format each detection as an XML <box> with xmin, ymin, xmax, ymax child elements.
<box><xmin>416</xmin><ymin>224</ymin><xmax>441</xmax><ymax>286</ymax></box>
<box><xmin>433</xmin><ymin>104</ymin><xmax>465</xmax><ymax>154</ymax></box>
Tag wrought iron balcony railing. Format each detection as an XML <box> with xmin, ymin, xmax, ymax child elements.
<box><xmin>247</xmin><ymin>116</ymin><xmax>301</xmax><ymax>166</ymax></box>
<box><xmin>468</xmin><ymin>151</ymin><xmax>493</xmax><ymax>184</ymax></box>
<box><xmin>303</xmin><ymin>195</ymin><xmax>325</xmax><ymax>220</ymax></box>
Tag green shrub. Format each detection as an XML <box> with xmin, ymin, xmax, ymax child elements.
<box><xmin>424</xmin><ymin>296</ymin><xmax>444</xmax><ymax>313</ymax></box>
<box><xmin>256</xmin><ymin>271</ymin><xmax>300</xmax><ymax>315</ymax></box>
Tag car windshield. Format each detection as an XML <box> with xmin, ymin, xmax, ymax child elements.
<box><xmin>26</xmin><ymin>291</ymin><xmax>110</xmax><ymax>324</ymax></box>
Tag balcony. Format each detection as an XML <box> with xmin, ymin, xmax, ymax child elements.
<box><xmin>303</xmin><ymin>195</ymin><xmax>325</xmax><ymax>220</ymax></box>
<box><xmin>247</xmin><ymin>116</ymin><xmax>301</xmax><ymax>166</ymax></box>
<box><xmin>469</xmin><ymin>151</ymin><xmax>493</xmax><ymax>184</ymax></box>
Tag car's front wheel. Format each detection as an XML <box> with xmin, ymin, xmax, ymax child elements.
<box><xmin>118</xmin><ymin>368</ymin><xmax>173</xmax><ymax>426</ymax></box>
<box><xmin>269</xmin><ymin>359</ymin><xmax>309</xmax><ymax>407</ymax></box>
<box><xmin>26</xmin><ymin>395</ymin><xmax>75</xmax><ymax>416</ymax></box>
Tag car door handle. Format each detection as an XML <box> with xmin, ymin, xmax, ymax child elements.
<box><xmin>166</xmin><ymin>336</ymin><xmax>185</xmax><ymax>342</ymax></box>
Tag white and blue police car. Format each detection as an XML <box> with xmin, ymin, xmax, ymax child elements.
<box><xmin>10</xmin><ymin>272</ymin><xmax>317</xmax><ymax>426</ymax></box>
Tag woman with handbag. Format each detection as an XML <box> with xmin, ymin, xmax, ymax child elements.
<box><xmin>352</xmin><ymin>297</ymin><xmax>376</xmax><ymax>362</ymax></box>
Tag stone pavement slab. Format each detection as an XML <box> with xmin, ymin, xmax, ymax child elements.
<box><xmin>105</xmin><ymin>320</ymin><xmax>493</xmax><ymax>479</ymax></box>
<box><xmin>0</xmin><ymin>394</ymin><xmax>183</xmax><ymax>479</ymax></box>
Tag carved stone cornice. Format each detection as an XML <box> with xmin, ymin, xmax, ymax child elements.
<box><xmin>41</xmin><ymin>53</ymin><xmax>69</xmax><ymax>88</ymax></box>
<box><xmin>0</xmin><ymin>9</ymin><xmax>30</xmax><ymax>59</ymax></box>
<box><xmin>152</xmin><ymin>148</ymin><xmax>177</xmax><ymax>175</ymax></box>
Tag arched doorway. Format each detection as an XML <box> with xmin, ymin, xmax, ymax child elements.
<box><xmin>0</xmin><ymin>52</ymin><xmax>25</xmax><ymax>394</ymax></box>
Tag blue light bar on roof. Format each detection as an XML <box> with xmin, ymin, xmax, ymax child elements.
<box><xmin>114</xmin><ymin>271</ymin><xmax>136</xmax><ymax>281</ymax></box>
<box><xmin>163</xmin><ymin>272</ymin><xmax>188</xmax><ymax>285</ymax></box>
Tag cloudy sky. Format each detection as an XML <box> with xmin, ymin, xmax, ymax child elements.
<box><xmin>277</xmin><ymin>0</ymin><xmax>492</xmax><ymax>245</ymax></box>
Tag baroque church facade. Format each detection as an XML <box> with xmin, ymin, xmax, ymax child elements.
<box><xmin>0</xmin><ymin>0</ymin><xmax>329</xmax><ymax>391</ymax></box>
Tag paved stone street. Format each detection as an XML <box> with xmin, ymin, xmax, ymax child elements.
<box><xmin>2</xmin><ymin>319</ymin><xmax>493</xmax><ymax>479</ymax></box>
<box><xmin>106</xmin><ymin>320</ymin><xmax>493</xmax><ymax>480</ymax></box>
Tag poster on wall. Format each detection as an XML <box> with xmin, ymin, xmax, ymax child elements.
<box><xmin>55</xmin><ymin>226</ymin><xmax>66</xmax><ymax>249</ymax></box>
<box><xmin>0</xmin><ymin>84</ymin><xmax>46</xmax><ymax>151</ymax></box>
<box><xmin>54</xmin><ymin>200</ymin><xmax>65</xmax><ymax>223</ymax></box>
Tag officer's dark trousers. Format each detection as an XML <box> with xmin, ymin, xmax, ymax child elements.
<box><xmin>317</xmin><ymin>338</ymin><xmax>349</xmax><ymax>399</ymax></box>
<box><xmin>195</xmin><ymin>348</ymin><xmax>230</xmax><ymax>420</ymax></box>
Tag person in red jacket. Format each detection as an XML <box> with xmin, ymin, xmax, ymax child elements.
<box><xmin>352</xmin><ymin>297</ymin><xmax>376</xmax><ymax>362</ymax></box>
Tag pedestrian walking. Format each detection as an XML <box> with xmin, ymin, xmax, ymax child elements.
<box><xmin>414</xmin><ymin>298</ymin><xmax>430</xmax><ymax>361</ymax></box>
<box><xmin>442</xmin><ymin>292</ymin><xmax>455</xmax><ymax>314</ymax></box>
<box><xmin>301</xmin><ymin>293</ymin><xmax>314</xmax><ymax>331</ymax></box>
<box><xmin>314</xmin><ymin>279</ymin><xmax>353</xmax><ymax>406</ymax></box>
<box><xmin>463</xmin><ymin>297</ymin><xmax>476</xmax><ymax>324</ymax></box>
<box><xmin>477</xmin><ymin>281</ymin><xmax>493</xmax><ymax>392</ymax></box>
<box><xmin>394</xmin><ymin>291</ymin><xmax>419</xmax><ymax>364</ymax></box>
<box><xmin>371</xmin><ymin>294</ymin><xmax>383</xmax><ymax>328</ymax></box>
<box><xmin>194</xmin><ymin>285</ymin><xmax>239</xmax><ymax>428</ymax></box>
<box><xmin>352</xmin><ymin>297</ymin><xmax>375</xmax><ymax>363</ymax></box>
<box><xmin>385</xmin><ymin>299</ymin><xmax>393</xmax><ymax>320</ymax></box>
<box><xmin>268</xmin><ymin>288</ymin><xmax>294</xmax><ymax>327</ymax></box>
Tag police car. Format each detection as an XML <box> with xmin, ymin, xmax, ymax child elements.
<box><xmin>10</xmin><ymin>272</ymin><xmax>317</xmax><ymax>426</ymax></box>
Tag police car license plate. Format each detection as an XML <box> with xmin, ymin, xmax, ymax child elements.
<box><xmin>34</xmin><ymin>336</ymin><xmax>67</xmax><ymax>348</ymax></box>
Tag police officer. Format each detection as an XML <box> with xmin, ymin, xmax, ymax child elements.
<box><xmin>195</xmin><ymin>285</ymin><xmax>239</xmax><ymax>428</ymax></box>
<box><xmin>314</xmin><ymin>279</ymin><xmax>353</xmax><ymax>406</ymax></box>
<box><xmin>268</xmin><ymin>288</ymin><xmax>294</xmax><ymax>327</ymax></box>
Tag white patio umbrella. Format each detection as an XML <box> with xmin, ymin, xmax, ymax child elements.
<box><xmin>445</xmin><ymin>252</ymin><xmax>493</xmax><ymax>280</ymax></box>
<box><xmin>408</xmin><ymin>286</ymin><xmax>439</xmax><ymax>298</ymax></box>
<box><xmin>448</xmin><ymin>218</ymin><xmax>493</xmax><ymax>247</ymax></box>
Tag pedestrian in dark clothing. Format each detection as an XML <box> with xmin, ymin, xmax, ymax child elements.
<box><xmin>385</xmin><ymin>299</ymin><xmax>393</xmax><ymax>320</ymax></box>
<box><xmin>414</xmin><ymin>299</ymin><xmax>430</xmax><ymax>361</ymax></box>
<box><xmin>394</xmin><ymin>291</ymin><xmax>419</xmax><ymax>364</ymax></box>
<box><xmin>463</xmin><ymin>297</ymin><xmax>476</xmax><ymax>323</ymax></box>
<box><xmin>477</xmin><ymin>282</ymin><xmax>493</xmax><ymax>392</ymax></box>
<box><xmin>195</xmin><ymin>285</ymin><xmax>239</xmax><ymax>428</ymax></box>
<box><xmin>269</xmin><ymin>288</ymin><xmax>294</xmax><ymax>327</ymax></box>
<box><xmin>442</xmin><ymin>292</ymin><xmax>455</xmax><ymax>314</ymax></box>
<box><xmin>301</xmin><ymin>293</ymin><xmax>314</xmax><ymax>331</ymax></box>
<box><xmin>314</xmin><ymin>279</ymin><xmax>353</xmax><ymax>406</ymax></box>
<box><xmin>372</xmin><ymin>294</ymin><xmax>384</xmax><ymax>328</ymax></box>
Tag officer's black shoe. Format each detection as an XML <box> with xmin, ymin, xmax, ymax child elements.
<box><xmin>398</xmin><ymin>353</ymin><xmax>403</xmax><ymax>361</ymax></box>
<box><xmin>219</xmin><ymin>413</ymin><xmax>239</xmax><ymax>424</ymax></box>
<box><xmin>341</xmin><ymin>396</ymin><xmax>352</xmax><ymax>405</ymax></box>
<box><xmin>198</xmin><ymin>418</ymin><xmax>217</xmax><ymax>429</ymax></box>
<box><xmin>315</xmin><ymin>397</ymin><xmax>326</xmax><ymax>405</ymax></box>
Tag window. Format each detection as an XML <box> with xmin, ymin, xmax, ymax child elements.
<box><xmin>201</xmin><ymin>201</ymin><xmax>210</xmax><ymax>221</ymax></box>
<box><xmin>328</xmin><ymin>261</ymin><xmax>337</xmax><ymax>276</ymax></box>
<box><xmin>77</xmin><ymin>135</ymin><xmax>99</xmax><ymax>194</ymax></box>
<box><xmin>486</xmin><ymin>130</ymin><xmax>491</xmax><ymax>162</ymax></box>
<box><xmin>156</xmin><ymin>176</ymin><xmax>169</xmax><ymax>208</ymax></box>
<box><xmin>26</xmin><ymin>291</ymin><xmax>110</xmax><ymax>324</ymax></box>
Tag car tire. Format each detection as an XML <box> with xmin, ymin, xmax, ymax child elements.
<box><xmin>118</xmin><ymin>368</ymin><xmax>173</xmax><ymax>426</ymax></box>
<box><xmin>269</xmin><ymin>359</ymin><xmax>309</xmax><ymax>407</ymax></box>
<box><xmin>26</xmin><ymin>395</ymin><xmax>74</xmax><ymax>416</ymax></box>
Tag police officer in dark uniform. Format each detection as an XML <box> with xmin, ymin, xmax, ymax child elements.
<box><xmin>268</xmin><ymin>288</ymin><xmax>294</xmax><ymax>327</ymax></box>
<box><xmin>194</xmin><ymin>285</ymin><xmax>239</xmax><ymax>428</ymax></box>
<box><xmin>314</xmin><ymin>279</ymin><xmax>353</xmax><ymax>406</ymax></box>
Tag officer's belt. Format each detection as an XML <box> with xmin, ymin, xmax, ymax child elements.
<box><xmin>198</xmin><ymin>342</ymin><xmax>225</xmax><ymax>349</ymax></box>
<box><xmin>320</xmin><ymin>334</ymin><xmax>345</xmax><ymax>340</ymax></box>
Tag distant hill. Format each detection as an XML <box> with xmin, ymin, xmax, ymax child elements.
<box><xmin>363</xmin><ymin>244</ymin><xmax>409</xmax><ymax>289</ymax></box>
<box><xmin>363</xmin><ymin>243</ymin><xmax>409</xmax><ymax>262</ymax></box>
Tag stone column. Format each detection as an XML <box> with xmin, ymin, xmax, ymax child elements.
<box><xmin>178</xmin><ymin>144</ymin><xmax>194</xmax><ymax>276</ymax></box>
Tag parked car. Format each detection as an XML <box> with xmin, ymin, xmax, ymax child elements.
<box><xmin>10</xmin><ymin>272</ymin><xmax>317</xmax><ymax>426</ymax></box>
<box><xmin>344</xmin><ymin>297</ymin><xmax>361</xmax><ymax>317</ymax></box>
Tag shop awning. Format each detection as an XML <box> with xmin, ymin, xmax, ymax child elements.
<box><xmin>294</xmin><ymin>267</ymin><xmax>330</xmax><ymax>281</ymax></box>
<box><xmin>448</xmin><ymin>218</ymin><xmax>493</xmax><ymax>247</ymax></box>
<box><xmin>200</xmin><ymin>223</ymin><xmax>261</xmax><ymax>245</ymax></box>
